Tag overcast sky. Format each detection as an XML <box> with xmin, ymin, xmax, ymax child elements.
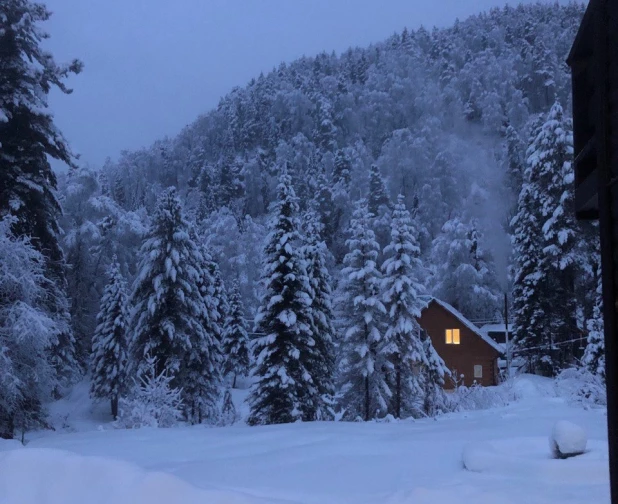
<box><xmin>44</xmin><ymin>0</ymin><xmax>573</xmax><ymax>170</ymax></box>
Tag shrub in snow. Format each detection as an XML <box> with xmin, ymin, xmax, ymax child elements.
<box><xmin>554</xmin><ymin>367</ymin><xmax>606</xmax><ymax>407</ymax></box>
<box><xmin>115</xmin><ymin>355</ymin><xmax>183</xmax><ymax>429</ymax></box>
<box><xmin>451</xmin><ymin>383</ymin><xmax>509</xmax><ymax>412</ymax></box>
<box><xmin>218</xmin><ymin>389</ymin><xmax>238</xmax><ymax>426</ymax></box>
<box><xmin>550</xmin><ymin>420</ymin><xmax>587</xmax><ymax>459</ymax></box>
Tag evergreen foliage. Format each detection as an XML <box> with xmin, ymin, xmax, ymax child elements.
<box><xmin>338</xmin><ymin>201</ymin><xmax>389</xmax><ymax>421</ymax></box>
<box><xmin>302</xmin><ymin>211</ymin><xmax>337</xmax><ymax>420</ymax></box>
<box><xmin>90</xmin><ymin>259</ymin><xmax>129</xmax><ymax>419</ymax></box>
<box><xmin>512</xmin><ymin>103</ymin><xmax>579</xmax><ymax>376</ymax></box>
<box><xmin>381</xmin><ymin>195</ymin><xmax>427</xmax><ymax>418</ymax></box>
<box><xmin>247</xmin><ymin>171</ymin><xmax>320</xmax><ymax>425</ymax></box>
<box><xmin>222</xmin><ymin>281</ymin><xmax>251</xmax><ymax>388</ymax></box>
<box><xmin>129</xmin><ymin>188</ymin><xmax>221</xmax><ymax>423</ymax></box>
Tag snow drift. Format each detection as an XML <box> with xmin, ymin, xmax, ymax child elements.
<box><xmin>0</xmin><ymin>447</ymin><xmax>253</xmax><ymax>504</ymax></box>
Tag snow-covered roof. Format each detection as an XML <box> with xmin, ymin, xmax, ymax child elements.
<box><xmin>420</xmin><ymin>297</ymin><xmax>504</xmax><ymax>354</ymax></box>
<box><xmin>480</xmin><ymin>323</ymin><xmax>511</xmax><ymax>334</ymax></box>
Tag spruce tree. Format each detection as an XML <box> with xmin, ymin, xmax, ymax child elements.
<box><xmin>368</xmin><ymin>164</ymin><xmax>390</xmax><ymax>216</ymax></box>
<box><xmin>512</xmin><ymin>121</ymin><xmax>552</xmax><ymax>375</ymax></box>
<box><xmin>583</xmin><ymin>268</ymin><xmax>605</xmax><ymax>380</ymax></box>
<box><xmin>333</xmin><ymin>149</ymin><xmax>352</xmax><ymax>190</ymax></box>
<box><xmin>512</xmin><ymin>103</ymin><xmax>578</xmax><ymax>376</ymax></box>
<box><xmin>222</xmin><ymin>281</ymin><xmax>251</xmax><ymax>388</ymax></box>
<box><xmin>381</xmin><ymin>195</ymin><xmax>427</xmax><ymax>418</ymax></box>
<box><xmin>0</xmin><ymin>0</ymin><xmax>82</xmax><ymax>391</ymax></box>
<box><xmin>129</xmin><ymin>189</ymin><xmax>221</xmax><ymax>423</ymax></box>
<box><xmin>302</xmin><ymin>211</ymin><xmax>336</xmax><ymax>420</ymax></box>
<box><xmin>247</xmin><ymin>171</ymin><xmax>319</xmax><ymax>425</ymax></box>
<box><xmin>90</xmin><ymin>259</ymin><xmax>129</xmax><ymax>419</ymax></box>
<box><xmin>338</xmin><ymin>200</ymin><xmax>390</xmax><ymax>421</ymax></box>
<box><xmin>420</xmin><ymin>329</ymin><xmax>449</xmax><ymax>417</ymax></box>
<box><xmin>538</xmin><ymin>102</ymin><xmax>579</xmax><ymax>371</ymax></box>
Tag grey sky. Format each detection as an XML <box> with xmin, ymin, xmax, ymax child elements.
<box><xmin>45</xmin><ymin>0</ymin><xmax>572</xmax><ymax>170</ymax></box>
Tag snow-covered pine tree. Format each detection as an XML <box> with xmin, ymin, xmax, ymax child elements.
<box><xmin>368</xmin><ymin>164</ymin><xmax>391</xmax><ymax>216</ymax></box>
<box><xmin>381</xmin><ymin>195</ymin><xmax>427</xmax><ymax>418</ymax></box>
<box><xmin>209</xmin><ymin>258</ymin><xmax>228</xmax><ymax>343</ymax></box>
<box><xmin>537</xmin><ymin>102</ymin><xmax>579</xmax><ymax>372</ymax></box>
<box><xmin>0</xmin><ymin>217</ymin><xmax>58</xmax><ymax>439</ymax></box>
<box><xmin>512</xmin><ymin>103</ymin><xmax>579</xmax><ymax>376</ymax></box>
<box><xmin>222</xmin><ymin>281</ymin><xmax>251</xmax><ymax>388</ymax></box>
<box><xmin>333</xmin><ymin>149</ymin><xmax>352</xmax><ymax>190</ymax></box>
<box><xmin>338</xmin><ymin>200</ymin><xmax>390</xmax><ymax>421</ymax></box>
<box><xmin>90</xmin><ymin>258</ymin><xmax>129</xmax><ymax>419</ymax></box>
<box><xmin>247</xmin><ymin>171</ymin><xmax>320</xmax><ymax>425</ymax></box>
<box><xmin>420</xmin><ymin>329</ymin><xmax>449</xmax><ymax>417</ymax></box>
<box><xmin>301</xmin><ymin>211</ymin><xmax>336</xmax><ymax>420</ymax></box>
<box><xmin>583</xmin><ymin>264</ymin><xmax>605</xmax><ymax>380</ymax></box>
<box><xmin>129</xmin><ymin>188</ymin><xmax>221</xmax><ymax>423</ymax></box>
<box><xmin>0</xmin><ymin>0</ymin><xmax>83</xmax><ymax>391</ymax></box>
<box><xmin>511</xmin><ymin>120</ymin><xmax>552</xmax><ymax>375</ymax></box>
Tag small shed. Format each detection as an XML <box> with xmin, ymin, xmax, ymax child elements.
<box><xmin>479</xmin><ymin>323</ymin><xmax>511</xmax><ymax>346</ymax></box>
<box><xmin>418</xmin><ymin>297</ymin><xmax>502</xmax><ymax>388</ymax></box>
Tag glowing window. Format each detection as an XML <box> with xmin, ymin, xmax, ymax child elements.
<box><xmin>474</xmin><ymin>365</ymin><xmax>483</xmax><ymax>379</ymax></box>
<box><xmin>445</xmin><ymin>328</ymin><xmax>460</xmax><ymax>345</ymax></box>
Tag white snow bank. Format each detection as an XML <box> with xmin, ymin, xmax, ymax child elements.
<box><xmin>0</xmin><ymin>448</ymin><xmax>254</xmax><ymax>504</ymax></box>
<box><xmin>510</xmin><ymin>374</ymin><xmax>556</xmax><ymax>400</ymax></box>
<box><xmin>0</xmin><ymin>439</ymin><xmax>23</xmax><ymax>452</ymax></box>
<box><xmin>551</xmin><ymin>420</ymin><xmax>587</xmax><ymax>458</ymax></box>
<box><xmin>462</xmin><ymin>437</ymin><xmax>607</xmax><ymax>485</ymax></box>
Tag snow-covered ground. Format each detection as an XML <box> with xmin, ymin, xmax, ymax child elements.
<box><xmin>0</xmin><ymin>375</ymin><xmax>609</xmax><ymax>504</ymax></box>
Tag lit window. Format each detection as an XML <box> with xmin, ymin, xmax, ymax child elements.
<box><xmin>474</xmin><ymin>365</ymin><xmax>483</xmax><ymax>379</ymax></box>
<box><xmin>445</xmin><ymin>329</ymin><xmax>460</xmax><ymax>345</ymax></box>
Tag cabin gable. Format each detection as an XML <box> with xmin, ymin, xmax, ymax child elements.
<box><xmin>418</xmin><ymin>300</ymin><xmax>501</xmax><ymax>388</ymax></box>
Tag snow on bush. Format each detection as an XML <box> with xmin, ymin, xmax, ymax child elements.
<box><xmin>550</xmin><ymin>420</ymin><xmax>587</xmax><ymax>459</ymax></box>
<box><xmin>554</xmin><ymin>368</ymin><xmax>606</xmax><ymax>407</ymax></box>
<box><xmin>218</xmin><ymin>389</ymin><xmax>238</xmax><ymax>426</ymax></box>
<box><xmin>450</xmin><ymin>383</ymin><xmax>510</xmax><ymax>412</ymax></box>
<box><xmin>115</xmin><ymin>355</ymin><xmax>183</xmax><ymax>429</ymax></box>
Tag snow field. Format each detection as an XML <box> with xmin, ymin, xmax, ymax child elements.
<box><xmin>0</xmin><ymin>375</ymin><xmax>610</xmax><ymax>504</ymax></box>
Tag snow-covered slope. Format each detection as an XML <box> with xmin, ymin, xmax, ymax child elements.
<box><xmin>1</xmin><ymin>376</ymin><xmax>609</xmax><ymax>504</ymax></box>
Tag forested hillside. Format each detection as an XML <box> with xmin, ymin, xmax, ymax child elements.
<box><xmin>3</xmin><ymin>0</ymin><xmax>604</xmax><ymax>436</ymax></box>
<box><xmin>62</xmin><ymin>1</ymin><xmax>588</xmax><ymax>332</ymax></box>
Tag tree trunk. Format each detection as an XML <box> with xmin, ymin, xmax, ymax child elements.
<box><xmin>0</xmin><ymin>414</ymin><xmax>15</xmax><ymax>440</ymax></box>
<box><xmin>111</xmin><ymin>396</ymin><xmax>119</xmax><ymax>420</ymax></box>
<box><xmin>395</xmin><ymin>360</ymin><xmax>401</xmax><ymax>419</ymax></box>
<box><xmin>364</xmin><ymin>375</ymin><xmax>370</xmax><ymax>421</ymax></box>
<box><xmin>232</xmin><ymin>373</ymin><xmax>237</xmax><ymax>389</ymax></box>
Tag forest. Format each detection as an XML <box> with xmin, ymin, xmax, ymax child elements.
<box><xmin>0</xmin><ymin>0</ymin><xmax>605</xmax><ymax>438</ymax></box>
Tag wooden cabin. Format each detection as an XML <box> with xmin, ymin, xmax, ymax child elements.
<box><xmin>418</xmin><ymin>297</ymin><xmax>502</xmax><ymax>388</ymax></box>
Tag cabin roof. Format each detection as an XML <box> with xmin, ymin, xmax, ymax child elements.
<box><xmin>419</xmin><ymin>296</ymin><xmax>504</xmax><ymax>354</ymax></box>
<box><xmin>479</xmin><ymin>323</ymin><xmax>511</xmax><ymax>334</ymax></box>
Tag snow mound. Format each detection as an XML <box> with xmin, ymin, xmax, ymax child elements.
<box><xmin>551</xmin><ymin>420</ymin><xmax>587</xmax><ymax>459</ymax></box>
<box><xmin>462</xmin><ymin>437</ymin><xmax>606</xmax><ymax>485</ymax></box>
<box><xmin>0</xmin><ymin>439</ymin><xmax>23</xmax><ymax>452</ymax></box>
<box><xmin>510</xmin><ymin>374</ymin><xmax>556</xmax><ymax>400</ymax></box>
<box><xmin>0</xmin><ymin>448</ymin><xmax>254</xmax><ymax>504</ymax></box>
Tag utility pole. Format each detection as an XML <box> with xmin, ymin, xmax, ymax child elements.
<box><xmin>504</xmin><ymin>292</ymin><xmax>511</xmax><ymax>381</ymax></box>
